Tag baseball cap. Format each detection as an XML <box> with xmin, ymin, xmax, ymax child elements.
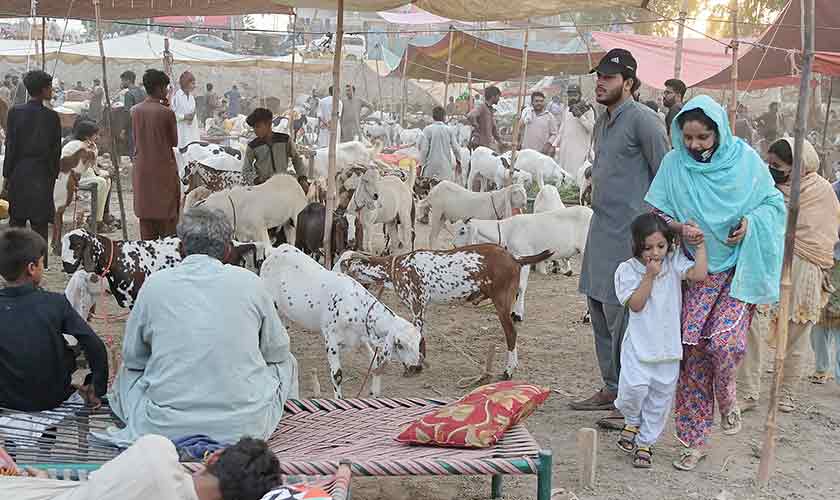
<box><xmin>590</xmin><ymin>48</ymin><xmax>637</xmax><ymax>76</ymax></box>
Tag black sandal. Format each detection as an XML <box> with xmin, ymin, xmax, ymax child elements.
<box><xmin>617</xmin><ymin>424</ymin><xmax>638</xmax><ymax>453</ymax></box>
<box><xmin>634</xmin><ymin>446</ymin><xmax>653</xmax><ymax>469</ymax></box>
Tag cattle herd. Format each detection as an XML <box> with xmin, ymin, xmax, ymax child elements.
<box><xmin>58</xmin><ymin>133</ymin><xmax>594</xmax><ymax>398</ymax></box>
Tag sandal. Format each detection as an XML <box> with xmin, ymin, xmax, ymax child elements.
<box><xmin>721</xmin><ymin>408</ymin><xmax>742</xmax><ymax>435</ymax></box>
<box><xmin>779</xmin><ymin>395</ymin><xmax>796</xmax><ymax>413</ymax></box>
<box><xmin>809</xmin><ymin>371</ymin><xmax>831</xmax><ymax>384</ymax></box>
<box><xmin>616</xmin><ymin>424</ymin><xmax>638</xmax><ymax>454</ymax></box>
<box><xmin>633</xmin><ymin>446</ymin><xmax>653</xmax><ymax>469</ymax></box>
<box><xmin>673</xmin><ymin>448</ymin><xmax>706</xmax><ymax>472</ymax></box>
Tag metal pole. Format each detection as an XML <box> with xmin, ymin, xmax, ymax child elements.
<box><xmin>323</xmin><ymin>0</ymin><xmax>344</xmax><ymax>269</ymax></box>
<box><xmin>467</xmin><ymin>71</ymin><xmax>473</xmax><ymax>110</ymax></box>
<box><xmin>674</xmin><ymin>0</ymin><xmax>689</xmax><ymax>78</ymax></box>
<box><xmin>41</xmin><ymin>17</ymin><xmax>46</xmax><ymax>71</ymax></box>
<box><xmin>510</xmin><ymin>22</ymin><xmax>530</xmax><ymax>166</ymax></box>
<box><xmin>93</xmin><ymin>0</ymin><xmax>128</xmax><ymax>240</ymax></box>
<box><xmin>443</xmin><ymin>26</ymin><xmax>455</xmax><ymax>105</ymax></box>
<box><xmin>400</xmin><ymin>46</ymin><xmax>408</xmax><ymax>128</ymax></box>
<box><xmin>820</xmin><ymin>77</ymin><xmax>834</xmax><ymax>180</ymax></box>
<box><xmin>758</xmin><ymin>0</ymin><xmax>815</xmax><ymax>485</ymax></box>
<box><xmin>374</xmin><ymin>45</ymin><xmax>384</xmax><ymax>114</ymax></box>
<box><xmin>729</xmin><ymin>0</ymin><xmax>739</xmax><ymax>133</ymax></box>
<box><xmin>289</xmin><ymin>11</ymin><xmax>296</xmax><ymax>134</ymax></box>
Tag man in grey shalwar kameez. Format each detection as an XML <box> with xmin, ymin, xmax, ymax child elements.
<box><xmin>419</xmin><ymin>106</ymin><xmax>461</xmax><ymax>181</ymax></box>
<box><xmin>340</xmin><ymin>84</ymin><xmax>372</xmax><ymax>143</ymax></box>
<box><xmin>573</xmin><ymin>49</ymin><xmax>669</xmax><ymax>415</ymax></box>
<box><xmin>99</xmin><ymin>207</ymin><xmax>299</xmax><ymax>447</ymax></box>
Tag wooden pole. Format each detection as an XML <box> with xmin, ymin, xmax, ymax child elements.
<box><xmin>820</xmin><ymin>77</ymin><xmax>834</xmax><ymax>180</ymax></box>
<box><xmin>509</xmin><ymin>22</ymin><xmax>530</xmax><ymax>166</ymax></box>
<box><xmin>758</xmin><ymin>0</ymin><xmax>815</xmax><ymax>485</ymax></box>
<box><xmin>323</xmin><ymin>0</ymin><xmax>344</xmax><ymax>269</ymax></box>
<box><xmin>400</xmin><ymin>46</ymin><xmax>408</xmax><ymax>127</ymax></box>
<box><xmin>374</xmin><ymin>45</ymin><xmax>384</xmax><ymax>114</ymax></box>
<box><xmin>728</xmin><ymin>0</ymin><xmax>739</xmax><ymax>133</ymax></box>
<box><xmin>467</xmin><ymin>71</ymin><xmax>473</xmax><ymax>110</ymax></box>
<box><xmin>41</xmin><ymin>17</ymin><xmax>46</xmax><ymax>71</ymax></box>
<box><xmin>93</xmin><ymin>0</ymin><xmax>128</xmax><ymax>240</ymax></box>
<box><xmin>289</xmin><ymin>11</ymin><xmax>296</xmax><ymax>134</ymax></box>
<box><xmin>443</xmin><ymin>26</ymin><xmax>455</xmax><ymax>105</ymax></box>
<box><xmin>674</xmin><ymin>0</ymin><xmax>689</xmax><ymax>78</ymax></box>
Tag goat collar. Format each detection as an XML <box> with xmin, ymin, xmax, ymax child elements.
<box><xmin>98</xmin><ymin>236</ymin><xmax>115</xmax><ymax>278</ymax></box>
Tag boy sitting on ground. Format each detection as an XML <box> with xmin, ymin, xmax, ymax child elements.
<box><xmin>0</xmin><ymin>228</ymin><xmax>108</xmax><ymax>411</ymax></box>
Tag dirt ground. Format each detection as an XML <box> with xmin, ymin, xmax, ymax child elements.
<box><xmin>15</xmin><ymin>189</ymin><xmax>840</xmax><ymax>500</ymax></box>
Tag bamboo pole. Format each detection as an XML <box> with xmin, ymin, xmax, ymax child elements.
<box><xmin>323</xmin><ymin>0</ymin><xmax>344</xmax><ymax>269</ymax></box>
<box><xmin>758</xmin><ymin>0</ymin><xmax>815</xmax><ymax>485</ymax></box>
<box><xmin>93</xmin><ymin>0</ymin><xmax>128</xmax><ymax>240</ymax></box>
<box><xmin>374</xmin><ymin>45</ymin><xmax>384</xmax><ymax>115</ymax></box>
<box><xmin>41</xmin><ymin>17</ymin><xmax>46</xmax><ymax>71</ymax></box>
<box><xmin>467</xmin><ymin>71</ymin><xmax>473</xmax><ymax>110</ymax></box>
<box><xmin>400</xmin><ymin>47</ymin><xmax>408</xmax><ymax>127</ymax></box>
<box><xmin>820</xmin><ymin>77</ymin><xmax>834</xmax><ymax>180</ymax></box>
<box><xmin>729</xmin><ymin>0</ymin><xmax>739</xmax><ymax>133</ymax></box>
<box><xmin>509</xmin><ymin>22</ymin><xmax>530</xmax><ymax>167</ymax></box>
<box><xmin>289</xmin><ymin>11</ymin><xmax>296</xmax><ymax>134</ymax></box>
<box><xmin>674</xmin><ymin>0</ymin><xmax>689</xmax><ymax>78</ymax></box>
<box><xmin>443</xmin><ymin>26</ymin><xmax>455</xmax><ymax>105</ymax></box>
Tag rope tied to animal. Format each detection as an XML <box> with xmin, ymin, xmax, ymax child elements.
<box><xmin>357</xmin><ymin>298</ymin><xmax>382</xmax><ymax>398</ymax></box>
<box><xmin>490</xmin><ymin>191</ymin><xmax>503</xmax><ymax>221</ymax></box>
<box><xmin>227</xmin><ymin>194</ymin><xmax>237</xmax><ymax>233</ymax></box>
<box><xmin>89</xmin><ymin>237</ymin><xmax>129</xmax><ymax>322</ymax></box>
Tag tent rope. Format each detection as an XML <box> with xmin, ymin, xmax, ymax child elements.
<box><xmin>738</xmin><ymin>0</ymin><xmax>791</xmax><ymax>99</ymax></box>
<box><xmin>51</xmin><ymin>0</ymin><xmax>77</xmax><ymax>76</ymax></box>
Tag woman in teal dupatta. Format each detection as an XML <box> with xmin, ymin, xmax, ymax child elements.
<box><xmin>645</xmin><ymin>95</ymin><xmax>786</xmax><ymax>471</ymax></box>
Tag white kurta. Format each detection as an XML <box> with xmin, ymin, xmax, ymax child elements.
<box><xmin>172</xmin><ymin>89</ymin><xmax>200</xmax><ymax>150</ymax></box>
<box><xmin>554</xmin><ymin>107</ymin><xmax>595</xmax><ymax>184</ymax></box>
<box><xmin>317</xmin><ymin>96</ymin><xmax>342</xmax><ymax>147</ymax></box>
<box><xmin>98</xmin><ymin>255</ymin><xmax>299</xmax><ymax>447</ymax></box>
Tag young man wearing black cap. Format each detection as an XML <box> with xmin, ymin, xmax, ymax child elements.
<box><xmin>573</xmin><ymin>49</ymin><xmax>670</xmax><ymax>418</ymax></box>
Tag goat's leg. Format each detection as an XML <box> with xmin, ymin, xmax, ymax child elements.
<box><xmin>492</xmin><ymin>288</ymin><xmax>519</xmax><ymax>380</ymax></box>
<box><xmin>512</xmin><ymin>265</ymin><xmax>530</xmax><ymax>322</ymax></box>
<box><xmin>51</xmin><ymin>210</ymin><xmax>64</xmax><ymax>256</ymax></box>
<box><xmin>560</xmin><ymin>257</ymin><xmax>573</xmax><ymax>277</ymax></box>
<box><xmin>404</xmin><ymin>306</ymin><xmax>426</xmax><ymax>376</ymax></box>
<box><xmin>365</xmin><ymin>342</ymin><xmax>387</xmax><ymax>397</ymax></box>
<box><xmin>535</xmin><ymin>259</ymin><xmax>549</xmax><ymax>276</ymax></box>
<box><xmin>324</xmin><ymin>331</ymin><xmax>344</xmax><ymax>399</ymax></box>
<box><xmin>283</xmin><ymin>222</ymin><xmax>296</xmax><ymax>247</ymax></box>
<box><xmin>428</xmin><ymin>210</ymin><xmax>444</xmax><ymax>250</ymax></box>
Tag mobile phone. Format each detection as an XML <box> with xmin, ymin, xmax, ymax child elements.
<box><xmin>729</xmin><ymin>221</ymin><xmax>742</xmax><ymax>238</ymax></box>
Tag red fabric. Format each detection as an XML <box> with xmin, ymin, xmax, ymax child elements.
<box><xmin>395</xmin><ymin>381</ymin><xmax>549</xmax><ymax>448</ymax></box>
<box><xmin>814</xmin><ymin>51</ymin><xmax>840</xmax><ymax>77</ymax></box>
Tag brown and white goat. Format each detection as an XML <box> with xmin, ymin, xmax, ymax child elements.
<box><xmin>334</xmin><ymin>244</ymin><xmax>552</xmax><ymax>378</ymax></box>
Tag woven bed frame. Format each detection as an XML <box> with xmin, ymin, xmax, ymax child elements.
<box><xmin>4</xmin><ymin>397</ymin><xmax>551</xmax><ymax>499</ymax></box>
<box><xmin>271</xmin><ymin>397</ymin><xmax>552</xmax><ymax>500</ymax></box>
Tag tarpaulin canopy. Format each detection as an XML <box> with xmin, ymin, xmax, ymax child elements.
<box><xmin>591</xmin><ymin>31</ymin><xmax>741</xmax><ymax>90</ymax></box>
<box><xmin>814</xmin><ymin>51</ymin><xmax>840</xmax><ymax>77</ymax></box>
<box><xmin>385</xmin><ymin>29</ymin><xmax>601</xmax><ymax>83</ymax></box>
<box><xmin>695</xmin><ymin>0</ymin><xmax>840</xmax><ymax>89</ymax></box>
<box><xmin>0</xmin><ymin>32</ymin><xmax>332</xmax><ymax>72</ymax></box>
<box><xmin>1</xmin><ymin>0</ymin><xmax>646</xmax><ymax>22</ymax></box>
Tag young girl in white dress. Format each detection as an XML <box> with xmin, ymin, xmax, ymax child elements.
<box><xmin>614</xmin><ymin>213</ymin><xmax>708</xmax><ymax>468</ymax></box>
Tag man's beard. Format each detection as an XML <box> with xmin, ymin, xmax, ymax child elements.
<box><xmin>596</xmin><ymin>85</ymin><xmax>623</xmax><ymax>107</ymax></box>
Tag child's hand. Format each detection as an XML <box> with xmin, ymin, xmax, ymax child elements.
<box><xmin>645</xmin><ymin>257</ymin><xmax>662</xmax><ymax>277</ymax></box>
<box><xmin>682</xmin><ymin>220</ymin><xmax>704</xmax><ymax>245</ymax></box>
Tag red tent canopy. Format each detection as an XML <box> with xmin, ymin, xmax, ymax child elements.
<box><xmin>814</xmin><ymin>51</ymin><xmax>840</xmax><ymax>77</ymax></box>
<box><xmin>695</xmin><ymin>0</ymin><xmax>840</xmax><ymax>89</ymax></box>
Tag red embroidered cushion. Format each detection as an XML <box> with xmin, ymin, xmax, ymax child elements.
<box><xmin>395</xmin><ymin>381</ymin><xmax>550</xmax><ymax>448</ymax></box>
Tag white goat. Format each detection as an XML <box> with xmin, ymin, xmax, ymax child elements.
<box><xmin>532</xmin><ymin>185</ymin><xmax>572</xmax><ymax>276</ymax></box>
<box><xmin>467</xmin><ymin>146</ymin><xmax>533</xmax><ymax>192</ymax></box>
<box><xmin>261</xmin><ymin>244</ymin><xmax>422</xmax><ymax>398</ymax></box>
<box><xmin>311</xmin><ymin>141</ymin><xmax>382</xmax><ymax>179</ymax></box>
<box><xmin>198</xmin><ymin>174</ymin><xmax>307</xmax><ymax>257</ymax></box>
<box><xmin>64</xmin><ymin>269</ymin><xmax>101</xmax><ymax>322</ymax></box>
<box><xmin>514</xmin><ymin>149</ymin><xmax>572</xmax><ymax>188</ymax></box>
<box><xmin>399</xmin><ymin>128</ymin><xmax>423</xmax><ymax>147</ymax></box>
<box><xmin>451</xmin><ymin>206</ymin><xmax>593</xmax><ymax>321</ymax></box>
<box><xmin>417</xmin><ymin>181</ymin><xmax>528</xmax><ymax>249</ymax></box>
<box><xmin>348</xmin><ymin>167</ymin><xmax>416</xmax><ymax>254</ymax></box>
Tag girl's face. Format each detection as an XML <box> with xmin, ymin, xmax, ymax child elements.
<box><xmin>640</xmin><ymin>231</ymin><xmax>669</xmax><ymax>264</ymax></box>
<box><xmin>766</xmin><ymin>151</ymin><xmax>791</xmax><ymax>184</ymax></box>
<box><xmin>682</xmin><ymin>120</ymin><xmax>716</xmax><ymax>155</ymax></box>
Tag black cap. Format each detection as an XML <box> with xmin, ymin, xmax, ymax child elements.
<box><xmin>590</xmin><ymin>48</ymin><xmax>637</xmax><ymax>76</ymax></box>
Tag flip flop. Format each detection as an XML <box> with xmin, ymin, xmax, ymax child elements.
<box><xmin>597</xmin><ymin>413</ymin><xmax>625</xmax><ymax>431</ymax></box>
<box><xmin>673</xmin><ymin>449</ymin><xmax>706</xmax><ymax>472</ymax></box>
<box><xmin>809</xmin><ymin>372</ymin><xmax>831</xmax><ymax>384</ymax></box>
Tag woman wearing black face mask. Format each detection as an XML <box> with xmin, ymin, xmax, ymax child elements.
<box><xmin>644</xmin><ymin>96</ymin><xmax>787</xmax><ymax>471</ymax></box>
<box><xmin>754</xmin><ymin>137</ymin><xmax>840</xmax><ymax>413</ymax></box>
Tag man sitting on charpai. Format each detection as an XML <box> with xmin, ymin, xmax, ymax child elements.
<box><xmin>99</xmin><ymin>206</ymin><xmax>299</xmax><ymax>447</ymax></box>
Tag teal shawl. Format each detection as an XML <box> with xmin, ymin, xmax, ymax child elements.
<box><xmin>645</xmin><ymin>95</ymin><xmax>786</xmax><ymax>304</ymax></box>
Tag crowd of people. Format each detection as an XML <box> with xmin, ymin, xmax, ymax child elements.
<box><xmin>0</xmin><ymin>38</ymin><xmax>839</xmax><ymax>498</ymax></box>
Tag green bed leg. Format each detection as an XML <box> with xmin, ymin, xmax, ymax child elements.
<box><xmin>537</xmin><ymin>449</ymin><xmax>553</xmax><ymax>500</ymax></box>
<box><xmin>491</xmin><ymin>474</ymin><xmax>503</xmax><ymax>499</ymax></box>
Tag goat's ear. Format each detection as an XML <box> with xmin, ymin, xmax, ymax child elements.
<box><xmin>81</xmin><ymin>244</ymin><xmax>96</xmax><ymax>273</ymax></box>
<box><xmin>463</xmin><ymin>217</ymin><xmax>472</xmax><ymax>225</ymax></box>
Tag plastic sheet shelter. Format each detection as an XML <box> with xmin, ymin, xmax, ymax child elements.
<box><xmin>385</xmin><ymin>29</ymin><xmax>601</xmax><ymax>83</ymax></box>
<box><xmin>2</xmin><ymin>0</ymin><xmax>646</xmax><ymax>22</ymax></box>
<box><xmin>695</xmin><ymin>0</ymin><xmax>840</xmax><ymax>89</ymax></box>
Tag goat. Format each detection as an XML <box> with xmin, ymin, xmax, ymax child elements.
<box><xmin>348</xmin><ymin>167</ymin><xmax>416</xmax><ymax>254</ymax></box>
<box><xmin>295</xmin><ymin>202</ymin><xmax>357</xmax><ymax>264</ymax></box>
<box><xmin>261</xmin><ymin>244</ymin><xmax>422</xmax><ymax>398</ymax></box>
<box><xmin>334</xmin><ymin>244</ymin><xmax>553</xmax><ymax>379</ymax></box>
<box><xmin>532</xmin><ymin>185</ymin><xmax>572</xmax><ymax>276</ymax></box>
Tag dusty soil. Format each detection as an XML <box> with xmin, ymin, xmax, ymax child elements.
<box><xmin>14</xmin><ymin>189</ymin><xmax>840</xmax><ymax>500</ymax></box>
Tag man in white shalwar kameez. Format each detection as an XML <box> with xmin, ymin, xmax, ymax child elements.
<box><xmin>553</xmin><ymin>84</ymin><xmax>596</xmax><ymax>183</ymax></box>
<box><xmin>317</xmin><ymin>86</ymin><xmax>342</xmax><ymax>147</ymax></box>
<box><xmin>171</xmin><ymin>71</ymin><xmax>200</xmax><ymax>151</ymax></box>
<box><xmin>98</xmin><ymin>207</ymin><xmax>299</xmax><ymax>448</ymax></box>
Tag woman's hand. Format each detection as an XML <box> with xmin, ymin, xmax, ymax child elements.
<box><xmin>682</xmin><ymin>220</ymin><xmax>705</xmax><ymax>246</ymax></box>
<box><xmin>726</xmin><ymin>217</ymin><xmax>749</xmax><ymax>246</ymax></box>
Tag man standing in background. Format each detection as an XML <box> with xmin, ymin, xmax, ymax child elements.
<box><xmin>318</xmin><ymin>86</ymin><xmax>342</xmax><ymax>147</ymax></box>
<box><xmin>553</xmin><ymin>83</ymin><xmax>596</xmax><ymax>181</ymax></box>
<box><xmin>467</xmin><ymin>85</ymin><xmax>503</xmax><ymax>152</ymax></box>
<box><xmin>225</xmin><ymin>84</ymin><xmax>241</xmax><ymax>118</ymax></box>
<box><xmin>121</xmin><ymin>70</ymin><xmax>146</xmax><ymax>159</ymax></box>
<box><xmin>419</xmin><ymin>106</ymin><xmax>461</xmax><ymax>182</ymax></box>
<box><xmin>340</xmin><ymin>85</ymin><xmax>372</xmax><ymax>143</ymax></box>
<box><xmin>12</xmin><ymin>75</ymin><xmax>27</xmax><ymax>106</ymax></box>
<box><xmin>519</xmin><ymin>91</ymin><xmax>558</xmax><ymax>156</ymax></box>
<box><xmin>445</xmin><ymin>96</ymin><xmax>457</xmax><ymax>117</ymax></box>
<box><xmin>131</xmin><ymin>69</ymin><xmax>180</xmax><ymax>240</ymax></box>
<box><xmin>204</xmin><ymin>83</ymin><xmax>219</xmax><ymax>123</ymax></box>
<box><xmin>663</xmin><ymin>78</ymin><xmax>686</xmax><ymax>135</ymax></box>
<box><xmin>88</xmin><ymin>79</ymin><xmax>104</xmax><ymax>123</ymax></box>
